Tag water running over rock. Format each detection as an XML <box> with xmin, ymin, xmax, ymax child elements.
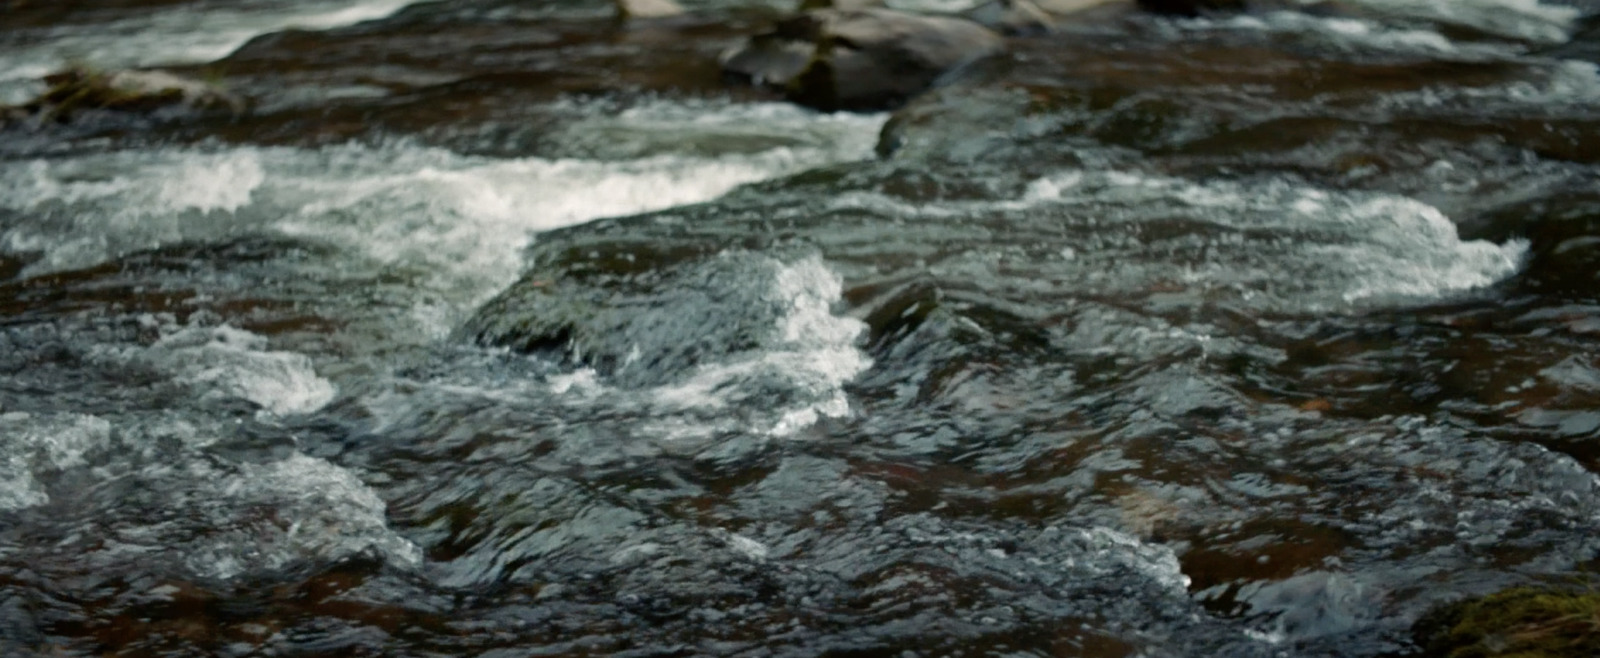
<box><xmin>4</xmin><ymin>0</ymin><xmax>1600</xmax><ymax>655</ymax></box>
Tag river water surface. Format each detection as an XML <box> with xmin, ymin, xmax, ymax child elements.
<box><xmin>3</xmin><ymin>0</ymin><xmax>1600</xmax><ymax>656</ymax></box>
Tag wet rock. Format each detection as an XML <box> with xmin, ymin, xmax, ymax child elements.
<box><xmin>721</xmin><ymin>32</ymin><xmax>818</xmax><ymax>88</ymax></box>
<box><xmin>964</xmin><ymin>0</ymin><xmax>1058</xmax><ymax>35</ymax></box>
<box><xmin>965</xmin><ymin>0</ymin><xmax>1128</xmax><ymax>34</ymax></box>
<box><xmin>615</xmin><ymin>0</ymin><xmax>685</xmax><ymax>20</ymax></box>
<box><xmin>2</xmin><ymin>66</ymin><xmax>245</xmax><ymax>126</ymax></box>
<box><xmin>721</xmin><ymin>9</ymin><xmax>1004</xmax><ymax>111</ymax></box>
<box><xmin>1135</xmin><ymin>0</ymin><xmax>1247</xmax><ymax>16</ymax></box>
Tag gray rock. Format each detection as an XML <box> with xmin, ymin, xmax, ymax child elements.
<box><xmin>615</xmin><ymin>0</ymin><xmax>686</xmax><ymax>20</ymax></box>
<box><xmin>966</xmin><ymin>0</ymin><xmax>1132</xmax><ymax>34</ymax></box>
<box><xmin>721</xmin><ymin>33</ymin><xmax>817</xmax><ymax>87</ymax></box>
<box><xmin>965</xmin><ymin>0</ymin><xmax>1058</xmax><ymax>35</ymax></box>
<box><xmin>722</xmin><ymin>9</ymin><xmax>1004</xmax><ymax>112</ymax></box>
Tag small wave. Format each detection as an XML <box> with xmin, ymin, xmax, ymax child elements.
<box><xmin>834</xmin><ymin>170</ymin><xmax>1525</xmax><ymax>313</ymax></box>
<box><xmin>92</xmin><ymin>321</ymin><xmax>337</xmax><ymax>417</ymax></box>
<box><xmin>637</xmin><ymin>254</ymin><xmax>872</xmax><ymax>439</ymax></box>
<box><xmin>1342</xmin><ymin>0</ymin><xmax>1579</xmax><ymax>44</ymax></box>
<box><xmin>0</xmin><ymin>102</ymin><xmax>883</xmax><ymax>336</ymax></box>
<box><xmin>1382</xmin><ymin>59</ymin><xmax>1600</xmax><ymax>109</ymax></box>
<box><xmin>0</xmin><ymin>412</ymin><xmax>113</xmax><ymax>511</ymax></box>
<box><xmin>183</xmin><ymin>453</ymin><xmax>422</xmax><ymax>580</ymax></box>
<box><xmin>1174</xmin><ymin>0</ymin><xmax>1580</xmax><ymax>58</ymax></box>
<box><xmin>1029</xmin><ymin>170</ymin><xmax>1527</xmax><ymax>308</ymax></box>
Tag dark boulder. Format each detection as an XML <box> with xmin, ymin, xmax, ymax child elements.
<box><xmin>1135</xmin><ymin>0</ymin><xmax>1247</xmax><ymax>16</ymax></box>
<box><xmin>722</xmin><ymin>9</ymin><xmax>1004</xmax><ymax>112</ymax></box>
<box><xmin>797</xmin><ymin>0</ymin><xmax>886</xmax><ymax>10</ymax></box>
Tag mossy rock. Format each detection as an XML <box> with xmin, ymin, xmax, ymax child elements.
<box><xmin>1412</xmin><ymin>587</ymin><xmax>1600</xmax><ymax>658</ymax></box>
<box><xmin>4</xmin><ymin>66</ymin><xmax>244</xmax><ymax>126</ymax></box>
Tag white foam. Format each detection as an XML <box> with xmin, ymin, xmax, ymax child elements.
<box><xmin>0</xmin><ymin>150</ymin><xmax>269</xmax><ymax>274</ymax></box>
<box><xmin>505</xmin><ymin>256</ymin><xmax>871</xmax><ymax>443</ymax></box>
<box><xmin>1307</xmin><ymin>196</ymin><xmax>1526</xmax><ymax>302</ymax></box>
<box><xmin>1341</xmin><ymin>0</ymin><xmax>1579</xmax><ymax>45</ymax></box>
<box><xmin>158</xmin><ymin>152</ymin><xmax>265</xmax><ymax>214</ymax></box>
<box><xmin>1185</xmin><ymin>11</ymin><xmax>1489</xmax><ymax>57</ymax></box>
<box><xmin>184</xmin><ymin>453</ymin><xmax>422</xmax><ymax>580</ymax></box>
<box><xmin>0</xmin><ymin>102</ymin><xmax>883</xmax><ymax>336</ymax></box>
<box><xmin>644</xmin><ymin>256</ymin><xmax>872</xmax><ymax>438</ymax></box>
<box><xmin>1066</xmin><ymin>526</ymin><xmax>1191</xmax><ymax>593</ymax></box>
<box><xmin>92</xmin><ymin>323</ymin><xmax>337</xmax><ymax>417</ymax></box>
<box><xmin>1384</xmin><ymin>60</ymin><xmax>1600</xmax><ymax>109</ymax></box>
<box><xmin>1177</xmin><ymin>0</ymin><xmax>1578</xmax><ymax>52</ymax></box>
<box><xmin>0</xmin><ymin>413</ymin><xmax>114</xmax><ymax>511</ymax></box>
<box><xmin>1003</xmin><ymin>170</ymin><xmax>1525</xmax><ymax>310</ymax></box>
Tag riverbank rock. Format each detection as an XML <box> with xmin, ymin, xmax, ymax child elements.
<box><xmin>1411</xmin><ymin>587</ymin><xmax>1600</xmax><ymax>657</ymax></box>
<box><xmin>615</xmin><ymin>0</ymin><xmax>686</xmax><ymax>20</ymax></box>
<box><xmin>2</xmin><ymin>67</ymin><xmax>244</xmax><ymax>126</ymax></box>
<box><xmin>721</xmin><ymin>9</ymin><xmax>1004</xmax><ymax>111</ymax></box>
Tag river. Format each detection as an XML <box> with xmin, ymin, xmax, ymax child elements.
<box><xmin>3</xmin><ymin>0</ymin><xmax>1600</xmax><ymax>655</ymax></box>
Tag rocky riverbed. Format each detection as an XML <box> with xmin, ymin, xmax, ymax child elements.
<box><xmin>4</xmin><ymin>0</ymin><xmax>1600</xmax><ymax>655</ymax></box>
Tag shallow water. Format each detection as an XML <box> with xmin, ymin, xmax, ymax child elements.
<box><xmin>4</xmin><ymin>0</ymin><xmax>1600</xmax><ymax>656</ymax></box>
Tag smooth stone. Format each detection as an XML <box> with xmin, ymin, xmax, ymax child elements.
<box><xmin>722</xmin><ymin>9</ymin><xmax>1004</xmax><ymax>112</ymax></box>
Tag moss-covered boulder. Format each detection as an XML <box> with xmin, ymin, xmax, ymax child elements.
<box><xmin>1412</xmin><ymin>587</ymin><xmax>1600</xmax><ymax>657</ymax></box>
<box><xmin>3</xmin><ymin>67</ymin><xmax>244</xmax><ymax>126</ymax></box>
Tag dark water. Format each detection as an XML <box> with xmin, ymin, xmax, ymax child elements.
<box><xmin>4</xmin><ymin>0</ymin><xmax>1600</xmax><ymax>656</ymax></box>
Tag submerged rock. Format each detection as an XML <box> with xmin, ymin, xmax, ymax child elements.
<box><xmin>2</xmin><ymin>67</ymin><xmax>244</xmax><ymax>126</ymax></box>
<box><xmin>722</xmin><ymin>9</ymin><xmax>1004</xmax><ymax>111</ymax></box>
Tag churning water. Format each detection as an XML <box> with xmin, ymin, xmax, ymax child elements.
<box><xmin>3</xmin><ymin>0</ymin><xmax>1600</xmax><ymax>655</ymax></box>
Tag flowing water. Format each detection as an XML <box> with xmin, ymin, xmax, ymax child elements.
<box><xmin>4</xmin><ymin>0</ymin><xmax>1600</xmax><ymax>655</ymax></box>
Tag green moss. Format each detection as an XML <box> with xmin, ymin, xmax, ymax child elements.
<box><xmin>1413</xmin><ymin>587</ymin><xmax>1600</xmax><ymax>658</ymax></box>
<box><xmin>2</xmin><ymin>64</ymin><xmax>241</xmax><ymax>126</ymax></box>
<box><xmin>33</xmin><ymin>67</ymin><xmax>166</xmax><ymax>122</ymax></box>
